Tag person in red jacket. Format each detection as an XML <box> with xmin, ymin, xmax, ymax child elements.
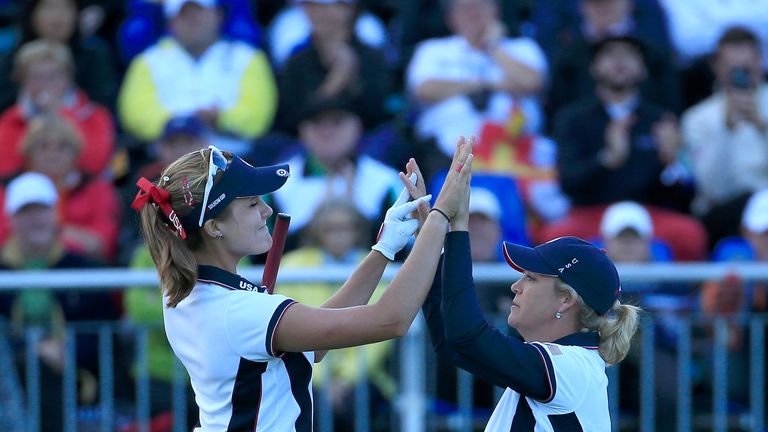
<box><xmin>0</xmin><ymin>114</ymin><xmax>120</xmax><ymax>261</ymax></box>
<box><xmin>0</xmin><ymin>39</ymin><xmax>114</xmax><ymax>179</ymax></box>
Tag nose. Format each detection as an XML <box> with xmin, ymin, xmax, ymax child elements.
<box><xmin>260</xmin><ymin>201</ymin><xmax>274</xmax><ymax>219</ymax></box>
<box><xmin>511</xmin><ymin>279</ymin><xmax>522</xmax><ymax>295</ymax></box>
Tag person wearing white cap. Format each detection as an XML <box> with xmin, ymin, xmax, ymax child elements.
<box><xmin>468</xmin><ymin>186</ymin><xmax>503</xmax><ymax>262</ymax></box>
<box><xmin>119</xmin><ymin>0</ymin><xmax>277</xmax><ymax>154</ymax></box>
<box><xmin>741</xmin><ymin>189</ymin><xmax>768</xmax><ymax>261</ymax></box>
<box><xmin>599</xmin><ymin>201</ymin><xmax>654</xmax><ymax>264</ymax></box>
<box><xmin>0</xmin><ymin>172</ymin><xmax>121</xmax><ymax>431</ymax></box>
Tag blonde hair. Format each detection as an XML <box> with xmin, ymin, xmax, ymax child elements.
<box><xmin>13</xmin><ymin>39</ymin><xmax>74</xmax><ymax>82</ymax></box>
<box><xmin>555</xmin><ymin>280</ymin><xmax>641</xmax><ymax>365</ymax></box>
<box><xmin>21</xmin><ymin>113</ymin><xmax>82</xmax><ymax>157</ymax></box>
<box><xmin>138</xmin><ymin>149</ymin><xmax>231</xmax><ymax>307</ymax></box>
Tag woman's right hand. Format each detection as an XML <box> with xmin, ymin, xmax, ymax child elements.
<box><xmin>433</xmin><ymin>136</ymin><xmax>473</xmax><ymax>220</ymax></box>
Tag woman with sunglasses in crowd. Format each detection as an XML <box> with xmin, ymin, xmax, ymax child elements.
<box><xmin>130</xmin><ymin>138</ymin><xmax>473</xmax><ymax>431</ymax></box>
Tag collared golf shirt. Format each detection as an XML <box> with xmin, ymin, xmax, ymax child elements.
<box><xmin>164</xmin><ymin>265</ymin><xmax>314</xmax><ymax>431</ymax></box>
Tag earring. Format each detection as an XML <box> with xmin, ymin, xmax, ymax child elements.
<box><xmin>215</xmin><ymin>232</ymin><xmax>223</xmax><ymax>239</ymax></box>
<box><xmin>555</xmin><ymin>311</ymin><xmax>562</xmax><ymax>319</ymax></box>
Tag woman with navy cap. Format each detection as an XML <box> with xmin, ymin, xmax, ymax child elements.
<box><xmin>417</xmin><ymin>178</ymin><xmax>641</xmax><ymax>430</ymax></box>
<box><xmin>130</xmin><ymin>140</ymin><xmax>473</xmax><ymax>431</ymax></box>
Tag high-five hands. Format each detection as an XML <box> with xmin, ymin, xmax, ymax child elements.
<box><xmin>372</xmin><ymin>173</ymin><xmax>432</xmax><ymax>260</ymax></box>
<box><xmin>432</xmin><ymin>136</ymin><xmax>474</xmax><ymax>221</ymax></box>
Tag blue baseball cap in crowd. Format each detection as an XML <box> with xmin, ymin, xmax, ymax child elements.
<box><xmin>180</xmin><ymin>146</ymin><xmax>290</xmax><ymax>232</ymax></box>
<box><xmin>161</xmin><ymin>116</ymin><xmax>207</xmax><ymax>141</ymax></box>
<box><xmin>502</xmin><ymin>237</ymin><xmax>621</xmax><ymax>315</ymax></box>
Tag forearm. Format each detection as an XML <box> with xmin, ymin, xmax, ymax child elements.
<box><xmin>490</xmin><ymin>48</ymin><xmax>543</xmax><ymax>95</ymax></box>
<box><xmin>321</xmin><ymin>251</ymin><xmax>388</xmax><ymax>309</ymax></box>
<box><xmin>414</xmin><ymin>79</ymin><xmax>483</xmax><ymax>104</ymax></box>
<box><xmin>439</xmin><ymin>231</ymin><xmax>551</xmax><ymax>396</ymax></box>
<box><xmin>373</xmin><ymin>212</ymin><xmax>449</xmax><ymax>334</ymax></box>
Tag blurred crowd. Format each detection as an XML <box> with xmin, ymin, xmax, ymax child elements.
<box><xmin>0</xmin><ymin>0</ymin><xmax>766</xmax><ymax>430</ymax></box>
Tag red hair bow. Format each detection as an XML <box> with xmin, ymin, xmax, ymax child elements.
<box><xmin>131</xmin><ymin>177</ymin><xmax>187</xmax><ymax>239</ymax></box>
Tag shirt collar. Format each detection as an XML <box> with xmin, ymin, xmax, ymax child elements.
<box><xmin>197</xmin><ymin>265</ymin><xmax>267</xmax><ymax>293</ymax></box>
<box><xmin>553</xmin><ymin>331</ymin><xmax>600</xmax><ymax>349</ymax></box>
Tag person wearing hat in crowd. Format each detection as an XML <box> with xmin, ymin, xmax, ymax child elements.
<box><xmin>130</xmin><ymin>138</ymin><xmax>473</xmax><ymax>430</ymax></box>
<box><xmin>271</xmin><ymin>96</ymin><xmax>403</xmax><ymax>248</ymax></box>
<box><xmin>408</xmin><ymin>168</ymin><xmax>641</xmax><ymax>429</ymax></box>
<box><xmin>598</xmin><ymin>201</ymin><xmax>693</xmax><ymax>430</ymax></box>
<box><xmin>542</xmin><ymin>34</ymin><xmax>708</xmax><ymax>262</ymax></box>
<box><xmin>276</xmin><ymin>0</ymin><xmax>392</xmax><ymax>134</ymax></box>
<box><xmin>136</xmin><ymin>116</ymin><xmax>211</xmax><ymax>182</ymax></box>
<box><xmin>0</xmin><ymin>172</ymin><xmax>120</xmax><ymax>432</ymax></box>
<box><xmin>118</xmin><ymin>0</ymin><xmax>276</xmax><ymax>154</ymax></box>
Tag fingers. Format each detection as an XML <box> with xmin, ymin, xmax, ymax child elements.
<box><xmin>448</xmin><ymin>136</ymin><xmax>466</xmax><ymax>172</ymax></box>
<box><xmin>394</xmin><ymin>172</ymin><xmax>418</xmax><ymax>205</ymax></box>
<box><xmin>393</xmin><ymin>194</ymin><xmax>432</xmax><ymax>218</ymax></box>
<box><xmin>398</xmin><ymin>170</ymin><xmax>423</xmax><ymax>202</ymax></box>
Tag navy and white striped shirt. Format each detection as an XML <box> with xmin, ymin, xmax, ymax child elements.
<box><xmin>164</xmin><ymin>265</ymin><xmax>313</xmax><ymax>431</ymax></box>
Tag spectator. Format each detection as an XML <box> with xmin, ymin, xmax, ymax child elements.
<box><xmin>546</xmin><ymin>0</ymin><xmax>680</xmax><ymax>117</ymax></box>
<box><xmin>276</xmin><ymin>0</ymin><xmax>392</xmax><ymax>134</ymax></box>
<box><xmin>268</xmin><ymin>0</ymin><xmax>387</xmax><ymax>69</ymax></box>
<box><xmin>598</xmin><ymin>201</ymin><xmax>692</xmax><ymax>431</ymax></box>
<box><xmin>136</xmin><ymin>116</ymin><xmax>210</xmax><ymax>182</ymax></box>
<box><xmin>681</xmin><ymin>27</ymin><xmax>768</xmax><ymax>247</ymax></box>
<box><xmin>271</xmin><ymin>96</ymin><xmax>402</xmax><ymax>245</ymax></box>
<box><xmin>118</xmin><ymin>0</ymin><xmax>276</xmax><ymax>154</ymax></box>
<box><xmin>125</xmin><ymin>246</ymin><xmax>199</xmax><ymax>429</ymax></box>
<box><xmin>406</xmin><ymin>0</ymin><xmax>547</xmax><ymax>170</ymax></box>
<box><xmin>543</xmin><ymin>35</ymin><xmax>707</xmax><ymax>261</ymax></box>
<box><xmin>0</xmin><ymin>39</ymin><xmax>114</xmax><ymax>179</ymax></box>
<box><xmin>0</xmin><ymin>172</ymin><xmax>120</xmax><ymax>432</ymax></box>
<box><xmin>531</xmin><ymin>0</ymin><xmax>672</xmax><ymax>63</ymax></box>
<box><xmin>0</xmin><ymin>114</ymin><xmax>120</xmax><ymax>260</ymax></box>
<box><xmin>276</xmin><ymin>199</ymin><xmax>394</xmax><ymax>431</ymax></box>
<box><xmin>658</xmin><ymin>0</ymin><xmax>768</xmax><ymax>71</ymax></box>
<box><xmin>0</xmin><ymin>0</ymin><xmax>118</xmax><ymax>112</ymax></box>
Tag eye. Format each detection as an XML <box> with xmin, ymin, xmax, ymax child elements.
<box><xmin>526</xmin><ymin>274</ymin><xmax>536</xmax><ymax>282</ymax></box>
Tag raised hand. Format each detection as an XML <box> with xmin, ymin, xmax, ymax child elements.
<box><xmin>433</xmin><ymin>136</ymin><xmax>474</xmax><ymax>220</ymax></box>
<box><xmin>371</xmin><ymin>179</ymin><xmax>432</xmax><ymax>260</ymax></box>
<box><xmin>399</xmin><ymin>158</ymin><xmax>429</xmax><ymax>227</ymax></box>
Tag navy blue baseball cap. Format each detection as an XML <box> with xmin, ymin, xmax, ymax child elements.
<box><xmin>502</xmin><ymin>237</ymin><xmax>621</xmax><ymax>315</ymax></box>
<box><xmin>180</xmin><ymin>147</ymin><xmax>290</xmax><ymax>232</ymax></box>
<box><xmin>161</xmin><ymin>116</ymin><xmax>206</xmax><ymax>141</ymax></box>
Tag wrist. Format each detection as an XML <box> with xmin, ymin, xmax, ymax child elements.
<box><xmin>429</xmin><ymin>207</ymin><xmax>451</xmax><ymax>222</ymax></box>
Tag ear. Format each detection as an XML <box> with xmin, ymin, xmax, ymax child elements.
<box><xmin>202</xmin><ymin>219</ymin><xmax>220</xmax><ymax>239</ymax></box>
<box><xmin>559</xmin><ymin>291</ymin><xmax>579</xmax><ymax>314</ymax></box>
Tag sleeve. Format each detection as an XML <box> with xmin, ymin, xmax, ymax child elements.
<box><xmin>527</xmin><ymin>343</ymin><xmax>594</xmax><ymax>413</ymax></box>
<box><xmin>218</xmin><ymin>50</ymin><xmax>277</xmax><ymax>139</ymax></box>
<box><xmin>501</xmin><ymin>38</ymin><xmax>549</xmax><ymax>74</ymax></box>
<box><xmin>81</xmin><ymin>181</ymin><xmax>121</xmax><ymax>258</ymax></box>
<box><xmin>680</xmin><ymin>105</ymin><xmax>730</xmax><ymax>201</ymax></box>
<box><xmin>225</xmin><ymin>292</ymin><xmax>297</xmax><ymax>361</ymax></box>
<box><xmin>64</xmin><ymin>103</ymin><xmax>114</xmax><ymax>176</ymax></box>
<box><xmin>553</xmin><ymin>107</ymin><xmax>608</xmax><ymax>195</ymax></box>
<box><xmin>440</xmin><ymin>231</ymin><xmax>554</xmax><ymax>400</ymax></box>
<box><xmin>117</xmin><ymin>57</ymin><xmax>171</xmax><ymax>142</ymax></box>
<box><xmin>406</xmin><ymin>41</ymin><xmax>442</xmax><ymax>91</ymax></box>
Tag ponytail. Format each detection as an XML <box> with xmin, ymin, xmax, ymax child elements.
<box><xmin>555</xmin><ymin>280</ymin><xmax>641</xmax><ymax>365</ymax></box>
<box><xmin>134</xmin><ymin>149</ymin><xmax>231</xmax><ymax>307</ymax></box>
<box><xmin>139</xmin><ymin>204</ymin><xmax>201</xmax><ymax>307</ymax></box>
<box><xmin>596</xmin><ymin>302</ymin><xmax>641</xmax><ymax>365</ymax></box>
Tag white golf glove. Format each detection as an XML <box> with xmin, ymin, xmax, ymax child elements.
<box><xmin>372</xmin><ymin>174</ymin><xmax>431</xmax><ymax>260</ymax></box>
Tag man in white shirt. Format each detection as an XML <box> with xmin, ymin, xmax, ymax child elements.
<box><xmin>681</xmin><ymin>26</ymin><xmax>768</xmax><ymax>246</ymax></box>
<box><xmin>406</xmin><ymin>0</ymin><xmax>547</xmax><ymax>160</ymax></box>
